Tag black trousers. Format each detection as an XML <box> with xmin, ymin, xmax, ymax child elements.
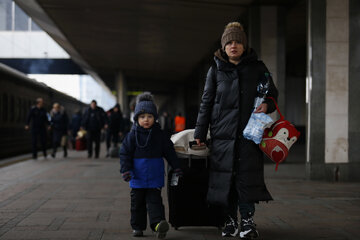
<box><xmin>130</xmin><ymin>188</ymin><xmax>165</xmax><ymax>231</ymax></box>
<box><xmin>225</xmin><ymin>138</ymin><xmax>255</xmax><ymax>220</ymax></box>
<box><xmin>226</xmin><ymin>181</ymin><xmax>255</xmax><ymax>221</ymax></box>
<box><xmin>106</xmin><ymin>130</ymin><xmax>119</xmax><ymax>149</ymax></box>
<box><xmin>52</xmin><ymin>130</ymin><xmax>67</xmax><ymax>157</ymax></box>
<box><xmin>87</xmin><ymin>130</ymin><xmax>100</xmax><ymax>157</ymax></box>
<box><xmin>31</xmin><ymin>128</ymin><xmax>47</xmax><ymax>158</ymax></box>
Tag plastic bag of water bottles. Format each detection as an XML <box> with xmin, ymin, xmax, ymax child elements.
<box><xmin>243</xmin><ymin>113</ymin><xmax>273</xmax><ymax>144</ymax></box>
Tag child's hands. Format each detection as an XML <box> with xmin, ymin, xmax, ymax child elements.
<box><xmin>122</xmin><ymin>171</ymin><xmax>131</xmax><ymax>182</ymax></box>
<box><xmin>174</xmin><ymin>168</ymin><xmax>183</xmax><ymax>178</ymax></box>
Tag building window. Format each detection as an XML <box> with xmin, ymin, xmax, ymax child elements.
<box><xmin>0</xmin><ymin>0</ymin><xmax>12</xmax><ymax>30</ymax></box>
<box><xmin>14</xmin><ymin>3</ymin><xmax>28</xmax><ymax>31</ymax></box>
<box><xmin>0</xmin><ymin>0</ymin><xmax>41</xmax><ymax>31</ymax></box>
<box><xmin>30</xmin><ymin>18</ymin><xmax>41</xmax><ymax>31</ymax></box>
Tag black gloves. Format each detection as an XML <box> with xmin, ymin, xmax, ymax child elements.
<box><xmin>122</xmin><ymin>171</ymin><xmax>131</xmax><ymax>182</ymax></box>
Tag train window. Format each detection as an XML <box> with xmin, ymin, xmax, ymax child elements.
<box><xmin>18</xmin><ymin>98</ymin><xmax>22</xmax><ymax>122</ymax></box>
<box><xmin>9</xmin><ymin>95</ymin><xmax>15</xmax><ymax>122</ymax></box>
<box><xmin>22</xmin><ymin>98</ymin><xmax>26</xmax><ymax>121</ymax></box>
<box><xmin>3</xmin><ymin>94</ymin><xmax>8</xmax><ymax>122</ymax></box>
<box><xmin>15</xmin><ymin>97</ymin><xmax>20</xmax><ymax>122</ymax></box>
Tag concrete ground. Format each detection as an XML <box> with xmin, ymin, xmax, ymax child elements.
<box><xmin>0</xmin><ymin>144</ymin><xmax>359</xmax><ymax>240</ymax></box>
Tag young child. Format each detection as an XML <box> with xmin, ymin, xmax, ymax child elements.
<box><xmin>120</xmin><ymin>93</ymin><xmax>182</xmax><ymax>239</ymax></box>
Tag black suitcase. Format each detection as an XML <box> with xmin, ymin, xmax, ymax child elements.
<box><xmin>167</xmin><ymin>154</ymin><xmax>224</xmax><ymax>229</ymax></box>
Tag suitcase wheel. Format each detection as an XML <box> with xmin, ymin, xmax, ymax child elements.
<box><xmin>174</xmin><ymin>227</ymin><xmax>179</xmax><ymax>230</ymax></box>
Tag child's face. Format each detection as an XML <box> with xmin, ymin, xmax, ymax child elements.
<box><xmin>138</xmin><ymin>113</ymin><xmax>155</xmax><ymax>129</ymax></box>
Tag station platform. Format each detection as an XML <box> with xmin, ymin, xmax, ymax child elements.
<box><xmin>0</xmin><ymin>145</ymin><xmax>359</xmax><ymax>240</ymax></box>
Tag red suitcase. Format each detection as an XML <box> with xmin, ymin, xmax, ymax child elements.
<box><xmin>75</xmin><ymin>138</ymin><xmax>86</xmax><ymax>151</ymax></box>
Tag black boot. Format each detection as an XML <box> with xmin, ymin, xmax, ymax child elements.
<box><xmin>63</xmin><ymin>147</ymin><xmax>67</xmax><ymax>158</ymax></box>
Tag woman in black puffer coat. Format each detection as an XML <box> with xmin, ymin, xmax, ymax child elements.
<box><xmin>194</xmin><ymin>22</ymin><xmax>278</xmax><ymax>239</ymax></box>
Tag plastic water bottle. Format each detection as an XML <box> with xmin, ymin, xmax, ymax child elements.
<box><xmin>253</xmin><ymin>73</ymin><xmax>271</xmax><ymax>111</ymax></box>
<box><xmin>170</xmin><ymin>173</ymin><xmax>179</xmax><ymax>186</ymax></box>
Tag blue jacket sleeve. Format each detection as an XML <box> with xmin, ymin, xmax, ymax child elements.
<box><xmin>119</xmin><ymin>131</ymin><xmax>136</xmax><ymax>173</ymax></box>
<box><xmin>161</xmin><ymin>131</ymin><xmax>180</xmax><ymax>170</ymax></box>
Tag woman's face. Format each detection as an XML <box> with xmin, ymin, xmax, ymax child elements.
<box><xmin>225</xmin><ymin>41</ymin><xmax>245</xmax><ymax>61</ymax></box>
<box><xmin>53</xmin><ymin>104</ymin><xmax>60</xmax><ymax>112</ymax></box>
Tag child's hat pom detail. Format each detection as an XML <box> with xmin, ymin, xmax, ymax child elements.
<box><xmin>136</xmin><ymin>92</ymin><xmax>154</xmax><ymax>103</ymax></box>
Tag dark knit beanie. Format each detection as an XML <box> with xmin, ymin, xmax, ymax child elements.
<box><xmin>221</xmin><ymin>22</ymin><xmax>247</xmax><ymax>49</ymax></box>
<box><xmin>133</xmin><ymin>92</ymin><xmax>158</xmax><ymax>122</ymax></box>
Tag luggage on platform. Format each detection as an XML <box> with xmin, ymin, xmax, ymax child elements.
<box><xmin>168</xmin><ymin>130</ymin><xmax>223</xmax><ymax>230</ymax></box>
<box><xmin>75</xmin><ymin>138</ymin><xmax>86</xmax><ymax>151</ymax></box>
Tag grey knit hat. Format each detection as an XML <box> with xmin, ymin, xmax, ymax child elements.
<box><xmin>221</xmin><ymin>22</ymin><xmax>247</xmax><ymax>49</ymax></box>
<box><xmin>133</xmin><ymin>92</ymin><xmax>158</xmax><ymax>121</ymax></box>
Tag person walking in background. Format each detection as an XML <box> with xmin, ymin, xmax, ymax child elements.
<box><xmin>159</xmin><ymin>111</ymin><xmax>173</xmax><ymax>137</ymax></box>
<box><xmin>121</xmin><ymin>114</ymin><xmax>132</xmax><ymax>140</ymax></box>
<box><xmin>194</xmin><ymin>22</ymin><xmax>278</xmax><ymax>239</ymax></box>
<box><xmin>81</xmin><ymin>100</ymin><xmax>107</xmax><ymax>158</ymax></box>
<box><xmin>69</xmin><ymin>110</ymin><xmax>82</xmax><ymax>149</ymax></box>
<box><xmin>49</xmin><ymin>103</ymin><xmax>69</xmax><ymax>158</ymax></box>
<box><xmin>106</xmin><ymin>103</ymin><xmax>124</xmax><ymax>157</ymax></box>
<box><xmin>174</xmin><ymin>113</ymin><xmax>185</xmax><ymax>133</ymax></box>
<box><xmin>120</xmin><ymin>93</ymin><xmax>182</xmax><ymax>238</ymax></box>
<box><xmin>25</xmin><ymin>97</ymin><xmax>49</xmax><ymax>159</ymax></box>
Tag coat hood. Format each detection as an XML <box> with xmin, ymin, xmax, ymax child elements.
<box><xmin>214</xmin><ymin>48</ymin><xmax>258</xmax><ymax>71</ymax></box>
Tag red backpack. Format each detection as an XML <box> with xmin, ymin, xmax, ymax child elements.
<box><xmin>259</xmin><ymin>97</ymin><xmax>300</xmax><ymax>171</ymax></box>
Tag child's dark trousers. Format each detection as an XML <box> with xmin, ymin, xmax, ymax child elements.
<box><xmin>130</xmin><ymin>188</ymin><xmax>165</xmax><ymax>231</ymax></box>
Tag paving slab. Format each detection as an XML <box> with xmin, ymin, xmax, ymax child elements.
<box><xmin>0</xmin><ymin>145</ymin><xmax>359</xmax><ymax>240</ymax></box>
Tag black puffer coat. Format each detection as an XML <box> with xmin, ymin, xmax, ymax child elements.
<box><xmin>194</xmin><ymin>49</ymin><xmax>278</xmax><ymax>206</ymax></box>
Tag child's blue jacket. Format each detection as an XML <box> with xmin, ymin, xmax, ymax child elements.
<box><xmin>120</xmin><ymin>123</ymin><xmax>180</xmax><ymax>188</ymax></box>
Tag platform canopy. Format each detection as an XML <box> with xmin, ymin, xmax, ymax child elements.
<box><xmin>15</xmin><ymin>0</ymin><xmax>298</xmax><ymax>91</ymax></box>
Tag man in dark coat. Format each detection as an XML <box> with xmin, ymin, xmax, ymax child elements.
<box><xmin>49</xmin><ymin>103</ymin><xmax>69</xmax><ymax>158</ymax></box>
<box><xmin>25</xmin><ymin>97</ymin><xmax>49</xmax><ymax>159</ymax></box>
<box><xmin>194</xmin><ymin>22</ymin><xmax>278</xmax><ymax>239</ymax></box>
<box><xmin>81</xmin><ymin>100</ymin><xmax>107</xmax><ymax>158</ymax></box>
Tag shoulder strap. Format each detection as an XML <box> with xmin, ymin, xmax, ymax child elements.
<box><xmin>266</xmin><ymin>97</ymin><xmax>284</xmax><ymax>120</ymax></box>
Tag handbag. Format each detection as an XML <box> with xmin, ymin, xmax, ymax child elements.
<box><xmin>259</xmin><ymin>97</ymin><xmax>300</xmax><ymax>171</ymax></box>
<box><xmin>60</xmin><ymin>135</ymin><xmax>68</xmax><ymax>147</ymax></box>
